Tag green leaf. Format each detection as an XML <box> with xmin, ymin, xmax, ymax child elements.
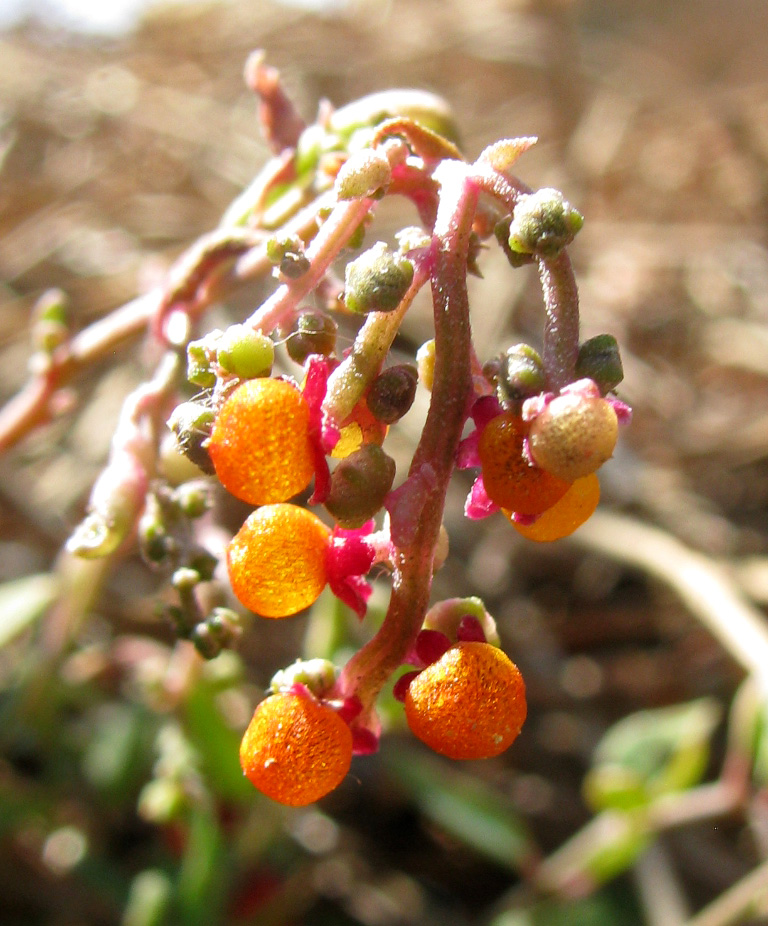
<box><xmin>0</xmin><ymin>572</ymin><xmax>59</xmax><ymax>649</ymax></box>
<box><xmin>384</xmin><ymin>747</ymin><xmax>536</xmax><ymax>872</ymax></box>
<box><xmin>584</xmin><ymin>699</ymin><xmax>721</xmax><ymax>812</ymax></box>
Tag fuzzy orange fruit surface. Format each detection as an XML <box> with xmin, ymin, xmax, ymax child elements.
<box><xmin>507</xmin><ymin>472</ymin><xmax>600</xmax><ymax>542</ymax></box>
<box><xmin>404</xmin><ymin>642</ymin><xmax>527</xmax><ymax>759</ymax></box>
<box><xmin>209</xmin><ymin>378</ymin><xmax>314</xmax><ymax>505</ymax></box>
<box><xmin>240</xmin><ymin>692</ymin><xmax>353</xmax><ymax>806</ymax></box>
<box><xmin>227</xmin><ymin>504</ymin><xmax>330</xmax><ymax>617</ymax></box>
<box><xmin>478</xmin><ymin>412</ymin><xmax>571</xmax><ymax>515</ymax></box>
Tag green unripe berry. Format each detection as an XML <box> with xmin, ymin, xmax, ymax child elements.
<box><xmin>576</xmin><ymin>335</ymin><xmax>624</xmax><ymax>394</ymax></box>
<box><xmin>217</xmin><ymin>325</ymin><xmax>274</xmax><ymax>379</ymax></box>
<box><xmin>325</xmin><ymin>443</ymin><xmax>396</xmax><ymax>528</ymax></box>
<box><xmin>367</xmin><ymin>364</ymin><xmax>418</xmax><ymax>423</ymax></box>
<box><xmin>287</xmin><ymin>311</ymin><xmax>338</xmax><ymax>364</ymax></box>
<box><xmin>344</xmin><ymin>242</ymin><xmax>414</xmax><ymax>315</ymax></box>
<box><xmin>508</xmin><ymin>188</ymin><xmax>583</xmax><ymax>257</ymax></box>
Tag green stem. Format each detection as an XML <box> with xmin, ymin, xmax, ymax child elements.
<box><xmin>337</xmin><ymin>160</ymin><xmax>476</xmax><ymax>713</ymax></box>
<box><xmin>538</xmin><ymin>250</ymin><xmax>580</xmax><ymax>390</ymax></box>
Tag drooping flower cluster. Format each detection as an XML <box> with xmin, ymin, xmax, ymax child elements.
<box><xmin>68</xmin><ymin>56</ymin><xmax>630</xmax><ymax>807</ymax></box>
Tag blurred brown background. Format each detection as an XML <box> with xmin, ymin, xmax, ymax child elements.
<box><xmin>2</xmin><ymin>1</ymin><xmax>768</xmax><ymax>924</ymax></box>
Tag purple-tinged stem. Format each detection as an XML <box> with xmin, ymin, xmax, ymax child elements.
<box><xmin>336</xmin><ymin>161</ymin><xmax>477</xmax><ymax>714</ymax></box>
<box><xmin>538</xmin><ymin>250</ymin><xmax>580</xmax><ymax>391</ymax></box>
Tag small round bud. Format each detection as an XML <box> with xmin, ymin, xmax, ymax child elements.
<box><xmin>529</xmin><ymin>392</ymin><xmax>618</xmax><ymax>482</ymax></box>
<box><xmin>367</xmin><ymin>364</ymin><xmax>418</xmax><ymax>424</ymax></box>
<box><xmin>496</xmin><ymin>344</ymin><xmax>547</xmax><ymax>404</ymax></box>
<box><xmin>138</xmin><ymin>494</ymin><xmax>175</xmax><ymax>565</ymax></box>
<box><xmin>172</xmin><ymin>567</ymin><xmax>200</xmax><ymax>593</ymax></box>
<box><xmin>287</xmin><ymin>311</ymin><xmax>338</xmax><ymax>364</ymax></box>
<box><xmin>216</xmin><ymin>325</ymin><xmax>274</xmax><ymax>379</ymax></box>
<box><xmin>172</xmin><ymin>480</ymin><xmax>212</xmax><ymax>519</ymax></box>
<box><xmin>325</xmin><ymin>444</ymin><xmax>396</xmax><ymax>528</ymax></box>
<box><xmin>395</xmin><ymin>226</ymin><xmax>431</xmax><ymax>252</ymax></box>
<box><xmin>335</xmin><ymin>148</ymin><xmax>392</xmax><ymax>200</ymax></box>
<box><xmin>416</xmin><ymin>339</ymin><xmax>435</xmax><ymax>391</ymax></box>
<box><xmin>576</xmin><ymin>335</ymin><xmax>624</xmax><ymax>394</ymax></box>
<box><xmin>344</xmin><ymin>242</ymin><xmax>414</xmax><ymax>314</ymax></box>
<box><xmin>186</xmin><ymin>339</ymin><xmax>217</xmax><ymax>389</ymax></box>
<box><xmin>32</xmin><ymin>288</ymin><xmax>69</xmax><ymax>353</ymax></box>
<box><xmin>508</xmin><ymin>188</ymin><xmax>583</xmax><ymax>257</ymax></box>
<box><xmin>167</xmin><ymin>402</ymin><xmax>215</xmax><ymax>475</ymax></box>
<box><xmin>270</xmin><ymin>658</ymin><xmax>338</xmax><ymax>697</ymax></box>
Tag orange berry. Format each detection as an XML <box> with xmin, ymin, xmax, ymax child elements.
<box><xmin>240</xmin><ymin>691</ymin><xmax>353</xmax><ymax>806</ymax></box>
<box><xmin>478</xmin><ymin>412</ymin><xmax>571</xmax><ymax>515</ymax></box>
<box><xmin>528</xmin><ymin>393</ymin><xmax>617</xmax><ymax>482</ymax></box>
<box><xmin>507</xmin><ymin>472</ymin><xmax>600</xmax><ymax>542</ymax></box>
<box><xmin>404</xmin><ymin>642</ymin><xmax>527</xmax><ymax>759</ymax></box>
<box><xmin>209</xmin><ymin>378</ymin><xmax>314</xmax><ymax>505</ymax></box>
<box><xmin>227</xmin><ymin>504</ymin><xmax>330</xmax><ymax>617</ymax></box>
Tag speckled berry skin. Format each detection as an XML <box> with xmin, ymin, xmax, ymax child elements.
<box><xmin>404</xmin><ymin>642</ymin><xmax>527</xmax><ymax>759</ymax></box>
<box><xmin>507</xmin><ymin>472</ymin><xmax>600</xmax><ymax>542</ymax></box>
<box><xmin>478</xmin><ymin>412</ymin><xmax>571</xmax><ymax>515</ymax></box>
<box><xmin>227</xmin><ymin>504</ymin><xmax>330</xmax><ymax>617</ymax></box>
<box><xmin>208</xmin><ymin>378</ymin><xmax>314</xmax><ymax>505</ymax></box>
<box><xmin>240</xmin><ymin>691</ymin><xmax>353</xmax><ymax>806</ymax></box>
<box><xmin>528</xmin><ymin>394</ymin><xmax>617</xmax><ymax>483</ymax></box>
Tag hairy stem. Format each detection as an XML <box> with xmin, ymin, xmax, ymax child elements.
<box><xmin>538</xmin><ymin>250</ymin><xmax>580</xmax><ymax>390</ymax></box>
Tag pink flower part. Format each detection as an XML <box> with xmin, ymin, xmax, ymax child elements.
<box><xmin>522</xmin><ymin>391</ymin><xmax>555</xmax><ymax>422</ymax></box>
<box><xmin>464</xmin><ymin>475</ymin><xmax>499</xmax><ymax>520</ymax></box>
<box><xmin>608</xmin><ymin>397</ymin><xmax>632</xmax><ymax>425</ymax></box>
<box><xmin>457</xmin><ymin>395</ymin><xmax>504</xmax><ymax>469</ymax></box>
<box><xmin>385</xmin><ymin>463</ymin><xmax>437</xmax><ymax>546</ymax></box>
<box><xmin>302</xmin><ymin>356</ymin><xmax>333</xmax><ymax>504</ymax></box>
<box><xmin>351</xmin><ymin>726</ymin><xmax>380</xmax><ymax>756</ymax></box>
<box><xmin>560</xmin><ymin>377</ymin><xmax>602</xmax><ymax>399</ymax></box>
<box><xmin>412</xmin><ymin>629</ymin><xmax>452</xmax><ymax>667</ymax></box>
<box><xmin>336</xmin><ymin>694</ymin><xmax>363</xmax><ymax>724</ymax></box>
<box><xmin>326</xmin><ymin>528</ymin><xmax>376</xmax><ymax>619</ymax></box>
<box><xmin>507</xmin><ymin>510</ymin><xmax>537</xmax><ymax>526</ymax></box>
<box><xmin>393</xmin><ymin>670</ymin><xmax>421</xmax><ymax>703</ymax></box>
<box><xmin>472</xmin><ymin>394</ymin><xmax>503</xmax><ymax>430</ymax></box>
<box><xmin>456</xmin><ymin>615</ymin><xmax>486</xmax><ymax>642</ymax></box>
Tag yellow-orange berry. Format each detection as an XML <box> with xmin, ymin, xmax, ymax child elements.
<box><xmin>240</xmin><ymin>692</ymin><xmax>353</xmax><ymax>806</ymax></box>
<box><xmin>528</xmin><ymin>394</ymin><xmax>617</xmax><ymax>482</ymax></box>
<box><xmin>404</xmin><ymin>642</ymin><xmax>527</xmax><ymax>759</ymax></box>
<box><xmin>507</xmin><ymin>472</ymin><xmax>600</xmax><ymax>542</ymax></box>
<box><xmin>209</xmin><ymin>378</ymin><xmax>314</xmax><ymax>505</ymax></box>
<box><xmin>227</xmin><ymin>504</ymin><xmax>330</xmax><ymax>617</ymax></box>
<box><xmin>478</xmin><ymin>412</ymin><xmax>571</xmax><ymax>515</ymax></box>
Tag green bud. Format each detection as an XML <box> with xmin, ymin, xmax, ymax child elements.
<box><xmin>344</xmin><ymin>242</ymin><xmax>414</xmax><ymax>314</ymax></box>
<box><xmin>138</xmin><ymin>494</ymin><xmax>175</xmax><ymax>565</ymax></box>
<box><xmin>167</xmin><ymin>401</ymin><xmax>215</xmax><ymax>475</ymax></box>
<box><xmin>576</xmin><ymin>334</ymin><xmax>624</xmax><ymax>394</ymax></box>
<box><xmin>395</xmin><ymin>226</ymin><xmax>431</xmax><ymax>253</ymax></box>
<box><xmin>496</xmin><ymin>343</ymin><xmax>547</xmax><ymax>404</ymax></box>
<box><xmin>508</xmin><ymin>188</ymin><xmax>583</xmax><ymax>257</ymax></box>
<box><xmin>32</xmin><ymin>288</ymin><xmax>69</xmax><ymax>353</ymax></box>
<box><xmin>266</xmin><ymin>233</ymin><xmax>309</xmax><ymax>277</ymax></box>
<box><xmin>367</xmin><ymin>364</ymin><xmax>418</xmax><ymax>424</ymax></box>
<box><xmin>191</xmin><ymin>607</ymin><xmax>241</xmax><ymax>659</ymax></box>
<box><xmin>172</xmin><ymin>567</ymin><xmax>200</xmax><ymax>593</ymax></box>
<box><xmin>216</xmin><ymin>324</ymin><xmax>274</xmax><ymax>379</ymax></box>
<box><xmin>335</xmin><ymin>148</ymin><xmax>392</xmax><ymax>200</ymax></box>
<box><xmin>186</xmin><ymin>341</ymin><xmax>216</xmax><ymax>389</ymax></box>
<box><xmin>325</xmin><ymin>443</ymin><xmax>396</xmax><ymax>528</ymax></box>
<box><xmin>270</xmin><ymin>658</ymin><xmax>338</xmax><ymax>696</ymax></box>
<box><xmin>287</xmin><ymin>311</ymin><xmax>338</xmax><ymax>364</ymax></box>
<box><xmin>422</xmin><ymin>597</ymin><xmax>500</xmax><ymax>647</ymax></box>
<box><xmin>188</xmin><ymin>550</ymin><xmax>218</xmax><ymax>582</ymax></box>
<box><xmin>172</xmin><ymin>480</ymin><xmax>212</xmax><ymax>519</ymax></box>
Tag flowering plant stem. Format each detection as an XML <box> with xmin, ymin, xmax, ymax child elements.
<box><xmin>336</xmin><ymin>161</ymin><xmax>477</xmax><ymax>716</ymax></box>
